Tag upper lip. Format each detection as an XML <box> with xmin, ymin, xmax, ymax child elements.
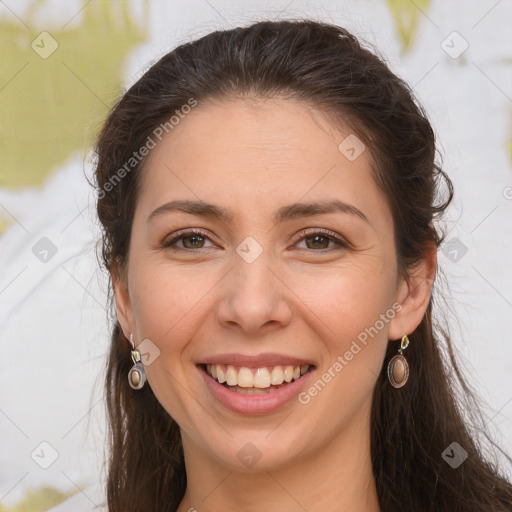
<box><xmin>198</xmin><ymin>352</ymin><xmax>316</xmax><ymax>368</ymax></box>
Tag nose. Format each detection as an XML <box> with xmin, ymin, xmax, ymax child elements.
<box><xmin>215</xmin><ymin>250</ymin><xmax>293</xmax><ymax>335</ymax></box>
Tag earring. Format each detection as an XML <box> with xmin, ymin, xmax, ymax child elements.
<box><xmin>387</xmin><ymin>334</ymin><xmax>410</xmax><ymax>388</ymax></box>
<box><xmin>128</xmin><ymin>333</ymin><xmax>146</xmax><ymax>390</ymax></box>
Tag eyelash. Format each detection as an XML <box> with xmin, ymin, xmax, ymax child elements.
<box><xmin>162</xmin><ymin>228</ymin><xmax>349</xmax><ymax>252</ymax></box>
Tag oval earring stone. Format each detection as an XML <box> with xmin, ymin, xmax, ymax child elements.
<box><xmin>387</xmin><ymin>354</ymin><xmax>409</xmax><ymax>388</ymax></box>
<box><xmin>128</xmin><ymin>364</ymin><xmax>146</xmax><ymax>390</ymax></box>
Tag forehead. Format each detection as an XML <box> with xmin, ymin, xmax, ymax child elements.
<box><xmin>136</xmin><ymin>98</ymin><xmax>390</xmax><ymax>228</ymax></box>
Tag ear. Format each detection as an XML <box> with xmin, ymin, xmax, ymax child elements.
<box><xmin>111</xmin><ymin>262</ymin><xmax>136</xmax><ymax>342</ymax></box>
<box><xmin>388</xmin><ymin>242</ymin><xmax>437</xmax><ymax>341</ymax></box>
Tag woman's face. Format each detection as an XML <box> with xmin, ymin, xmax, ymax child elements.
<box><xmin>114</xmin><ymin>98</ymin><xmax>421</xmax><ymax>472</ymax></box>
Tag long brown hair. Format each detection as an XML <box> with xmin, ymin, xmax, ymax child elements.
<box><xmin>94</xmin><ymin>19</ymin><xmax>512</xmax><ymax>511</ymax></box>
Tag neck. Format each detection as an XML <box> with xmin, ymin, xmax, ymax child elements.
<box><xmin>177</xmin><ymin>405</ymin><xmax>380</xmax><ymax>512</ymax></box>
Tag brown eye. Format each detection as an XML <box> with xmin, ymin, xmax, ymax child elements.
<box><xmin>295</xmin><ymin>229</ymin><xmax>349</xmax><ymax>252</ymax></box>
<box><xmin>162</xmin><ymin>230</ymin><xmax>214</xmax><ymax>250</ymax></box>
<box><xmin>304</xmin><ymin>234</ymin><xmax>330</xmax><ymax>250</ymax></box>
<box><xmin>181</xmin><ymin>234</ymin><xmax>206</xmax><ymax>249</ymax></box>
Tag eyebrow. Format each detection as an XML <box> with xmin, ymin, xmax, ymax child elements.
<box><xmin>147</xmin><ymin>199</ymin><xmax>370</xmax><ymax>225</ymax></box>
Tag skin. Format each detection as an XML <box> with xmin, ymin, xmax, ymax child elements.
<box><xmin>113</xmin><ymin>97</ymin><xmax>436</xmax><ymax>512</ymax></box>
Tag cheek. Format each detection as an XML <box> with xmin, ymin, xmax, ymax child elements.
<box><xmin>129</xmin><ymin>259</ymin><xmax>205</xmax><ymax>341</ymax></box>
<box><xmin>291</xmin><ymin>266</ymin><xmax>395</xmax><ymax>439</ymax></box>
<box><xmin>296</xmin><ymin>261</ymin><xmax>396</xmax><ymax>377</ymax></box>
<box><xmin>301</xmin><ymin>259</ymin><xmax>396</xmax><ymax>330</ymax></box>
<box><xmin>127</xmin><ymin>262</ymin><xmax>208</xmax><ymax>425</ymax></box>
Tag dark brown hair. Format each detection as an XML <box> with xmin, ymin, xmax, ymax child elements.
<box><xmin>94</xmin><ymin>19</ymin><xmax>512</xmax><ymax>511</ymax></box>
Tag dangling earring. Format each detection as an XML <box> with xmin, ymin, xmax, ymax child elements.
<box><xmin>128</xmin><ymin>333</ymin><xmax>146</xmax><ymax>390</ymax></box>
<box><xmin>387</xmin><ymin>334</ymin><xmax>410</xmax><ymax>388</ymax></box>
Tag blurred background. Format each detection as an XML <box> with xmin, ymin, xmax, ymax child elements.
<box><xmin>0</xmin><ymin>0</ymin><xmax>511</xmax><ymax>510</ymax></box>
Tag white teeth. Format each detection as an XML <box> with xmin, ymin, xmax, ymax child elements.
<box><xmin>253</xmin><ymin>368</ymin><xmax>271</xmax><ymax>388</ymax></box>
<box><xmin>216</xmin><ymin>365</ymin><xmax>226</xmax><ymax>384</ymax></box>
<box><xmin>238</xmin><ymin>367</ymin><xmax>254</xmax><ymax>387</ymax></box>
<box><xmin>270</xmin><ymin>366</ymin><xmax>284</xmax><ymax>385</ymax></box>
<box><xmin>205</xmin><ymin>363</ymin><xmax>310</xmax><ymax>389</ymax></box>
<box><xmin>225</xmin><ymin>365</ymin><xmax>238</xmax><ymax>386</ymax></box>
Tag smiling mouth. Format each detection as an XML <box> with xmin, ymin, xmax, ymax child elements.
<box><xmin>199</xmin><ymin>363</ymin><xmax>314</xmax><ymax>394</ymax></box>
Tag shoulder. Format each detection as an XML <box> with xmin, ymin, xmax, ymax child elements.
<box><xmin>44</xmin><ymin>482</ymin><xmax>107</xmax><ymax>512</ymax></box>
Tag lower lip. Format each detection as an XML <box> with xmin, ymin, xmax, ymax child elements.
<box><xmin>198</xmin><ymin>366</ymin><xmax>315</xmax><ymax>415</ymax></box>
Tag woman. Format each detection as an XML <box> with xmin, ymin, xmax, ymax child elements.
<box><xmin>55</xmin><ymin>19</ymin><xmax>512</xmax><ymax>512</ymax></box>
